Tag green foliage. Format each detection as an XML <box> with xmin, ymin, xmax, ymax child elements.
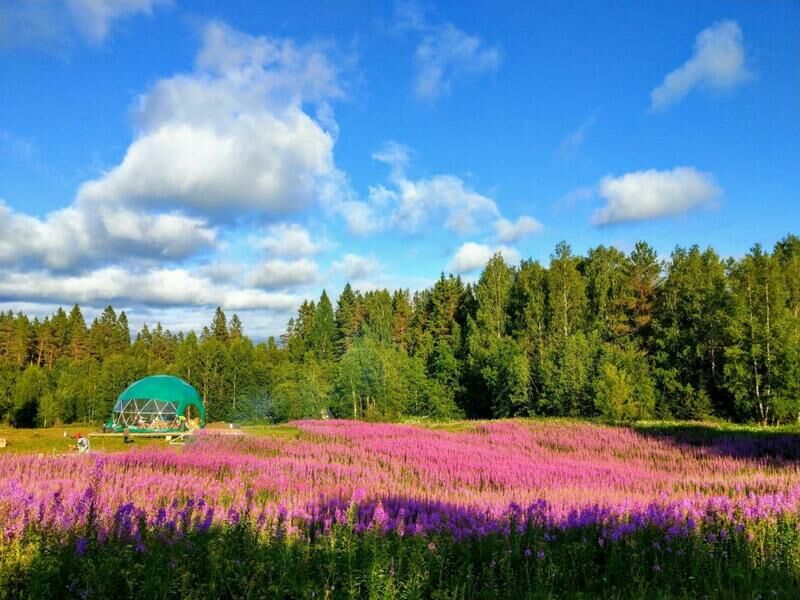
<box><xmin>334</xmin><ymin>283</ymin><xmax>361</xmax><ymax>356</ymax></box>
<box><xmin>547</xmin><ymin>242</ymin><xmax>586</xmax><ymax>341</ymax></box>
<box><xmin>595</xmin><ymin>363</ymin><xmax>636</xmax><ymax>421</ymax></box>
<box><xmin>724</xmin><ymin>244</ymin><xmax>799</xmax><ymax>423</ymax></box>
<box><xmin>481</xmin><ymin>338</ymin><xmax>530</xmax><ymax>417</ymax></box>
<box><xmin>540</xmin><ymin>332</ymin><xmax>596</xmax><ymax>416</ymax></box>
<box><xmin>271</xmin><ymin>358</ymin><xmax>334</xmax><ymax>421</ymax></box>
<box><xmin>12</xmin><ymin>365</ymin><xmax>50</xmax><ymax>427</ymax></box>
<box><xmin>599</xmin><ymin>343</ymin><xmax>657</xmax><ymax>420</ymax></box>
<box><xmin>3</xmin><ymin>516</ymin><xmax>800</xmax><ymax>599</ymax></box>
<box><xmin>334</xmin><ymin>337</ymin><xmax>405</xmax><ymax>420</ymax></box>
<box><xmin>654</xmin><ymin>246</ymin><xmax>729</xmax><ymax>419</ymax></box>
<box><xmin>309</xmin><ymin>290</ymin><xmax>337</xmax><ymax>360</ymax></box>
<box><xmin>0</xmin><ymin>235</ymin><xmax>799</xmax><ymax>426</ymax></box>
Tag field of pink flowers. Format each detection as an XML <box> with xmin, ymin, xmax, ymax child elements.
<box><xmin>2</xmin><ymin>420</ymin><xmax>800</xmax><ymax>597</ymax></box>
<box><xmin>2</xmin><ymin>419</ymin><xmax>800</xmax><ymax>543</ymax></box>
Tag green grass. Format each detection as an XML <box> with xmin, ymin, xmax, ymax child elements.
<box><xmin>632</xmin><ymin>419</ymin><xmax>800</xmax><ymax>435</ymax></box>
<box><xmin>5</xmin><ymin>516</ymin><xmax>800</xmax><ymax>599</ymax></box>
<box><xmin>241</xmin><ymin>423</ymin><xmax>301</xmax><ymax>439</ymax></box>
<box><xmin>0</xmin><ymin>422</ymin><xmax>303</xmax><ymax>455</ymax></box>
<box><xmin>0</xmin><ymin>424</ymin><xmax>164</xmax><ymax>455</ymax></box>
<box><xmin>3</xmin><ymin>418</ymin><xmax>796</xmax><ymax>456</ymax></box>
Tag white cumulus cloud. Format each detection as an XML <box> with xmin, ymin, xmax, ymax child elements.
<box><xmin>0</xmin><ymin>199</ymin><xmax>216</xmax><ymax>270</ymax></box>
<box><xmin>592</xmin><ymin>167</ymin><xmax>721</xmax><ymax>225</ymax></box>
<box><xmin>384</xmin><ymin>174</ymin><xmax>499</xmax><ymax>234</ymax></box>
<box><xmin>651</xmin><ymin>20</ymin><xmax>751</xmax><ymax>110</ymax></box>
<box><xmin>337</xmin><ymin>141</ymin><xmax>500</xmax><ymax>236</ymax></box>
<box><xmin>448</xmin><ymin>242</ymin><xmax>520</xmax><ymax>274</ymax></box>
<box><xmin>249</xmin><ymin>258</ymin><xmax>319</xmax><ymax>290</ymax></box>
<box><xmin>494</xmin><ymin>216</ymin><xmax>543</xmax><ymax>243</ymax></box>
<box><xmin>0</xmin><ymin>265</ymin><xmax>300</xmax><ymax>311</ymax></box>
<box><xmin>0</xmin><ymin>21</ymin><xmax>355</xmax><ymax>271</ymax></box>
<box><xmin>332</xmin><ymin>254</ymin><xmax>380</xmax><ymax>281</ymax></box>
<box><xmin>258</xmin><ymin>223</ymin><xmax>325</xmax><ymax>257</ymax></box>
<box><xmin>77</xmin><ymin>21</ymin><xmax>347</xmax><ymax>216</ymax></box>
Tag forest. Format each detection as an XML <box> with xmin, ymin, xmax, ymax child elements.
<box><xmin>1</xmin><ymin>235</ymin><xmax>798</xmax><ymax>428</ymax></box>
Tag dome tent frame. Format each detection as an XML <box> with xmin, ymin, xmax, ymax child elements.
<box><xmin>107</xmin><ymin>375</ymin><xmax>206</xmax><ymax>433</ymax></box>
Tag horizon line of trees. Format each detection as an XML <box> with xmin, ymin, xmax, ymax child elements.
<box><xmin>1</xmin><ymin>234</ymin><xmax>798</xmax><ymax>428</ymax></box>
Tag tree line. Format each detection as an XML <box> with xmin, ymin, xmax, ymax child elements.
<box><xmin>1</xmin><ymin>235</ymin><xmax>798</xmax><ymax>427</ymax></box>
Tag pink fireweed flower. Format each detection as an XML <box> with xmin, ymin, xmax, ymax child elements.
<box><xmin>0</xmin><ymin>421</ymin><xmax>799</xmax><ymax>545</ymax></box>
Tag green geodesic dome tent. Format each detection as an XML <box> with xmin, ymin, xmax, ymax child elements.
<box><xmin>107</xmin><ymin>375</ymin><xmax>206</xmax><ymax>433</ymax></box>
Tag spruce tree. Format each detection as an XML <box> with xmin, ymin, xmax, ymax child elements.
<box><xmin>309</xmin><ymin>291</ymin><xmax>337</xmax><ymax>360</ymax></box>
<box><xmin>230</xmin><ymin>314</ymin><xmax>244</xmax><ymax>339</ymax></box>
<box><xmin>335</xmin><ymin>283</ymin><xmax>360</xmax><ymax>356</ymax></box>
<box><xmin>210</xmin><ymin>307</ymin><xmax>229</xmax><ymax>342</ymax></box>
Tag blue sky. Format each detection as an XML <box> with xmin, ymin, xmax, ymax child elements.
<box><xmin>0</xmin><ymin>0</ymin><xmax>798</xmax><ymax>338</ymax></box>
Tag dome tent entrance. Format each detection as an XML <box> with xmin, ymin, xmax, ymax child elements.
<box><xmin>107</xmin><ymin>375</ymin><xmax>206</xmax><ymax>433</ymax></box>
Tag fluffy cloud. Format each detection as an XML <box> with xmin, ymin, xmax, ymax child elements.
<box><xmin>651</xmin><ymin>20</ymin><xmax>751</xmax><ymax>110</ymax></box>
<box><xmin>448</xmin><ymin>242</ymin><xmax>520</xmax><ymax>274</ymax></box>
<box><xmin>332</xmin><ymin>254</ymin><xmax>380</xmax><ymax>281</ymax></box>
<box><xmin>334</xmin><ymin>200</ymin><xmax>384</xmax><ymax>236</ymax></box>
<box><xmin>0</xmin><ymin>200</ymin><xmax>216</xmax><ymax>270</ymax></box>
<box><xmin>592</xmin><ymin>167</ymin><xmax>721</xmax><ymax>225</ymax></box>
<box><xmin>494</xmin><ymin>216</ymin><xmax>543</xmax><ymax>243</ymax></box>
<box><xmin>249</xmin><ymin>258</ymin><xmax>319</xmax><ymax>290</ymax></box>
<box><xmin>338</xmin><ymin>141</ymin><xmax>500</xmax><ymax>235</ymax></box>
<box><xmin>200</xmin><ymin>261</ymin><xmax>244</xmax><ymax>283</ymax></box>
<box><xmin>2</xmin><ymin>21</ymin><xmax>350</xmax><ymax>270</ymax></box>
<box><xmin>0</xmin><ymin>266</ymin><xmax>299</xmax><ymax>311</ymax></box>
<box><xmin>77</xmin><ymin>21</ymin><xmax>346</xmax><ymax>216</ymax></box>
<box><xmin>0</xmin><ymin>21</ymin><xmax>352</xmax><ymax>272</ymax></box>
<box><xmin>258</xmin><ymin>223</ymin><xmax>324</xmax><ymax>257</ymax></box>
<box><xmin>372</xmin><ymin>140</ymin><xmax>411</xmax><ymax>172</ymax></box>
<box><xmin>382</xmin><ymin>174</ymin><xmax>499</xmax><ymax>234</ymax></box>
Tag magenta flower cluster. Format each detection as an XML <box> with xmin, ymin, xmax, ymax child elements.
<box><xmin>1</xmin><ymin>421</ymin><xmax>798</xmax><ymax>547</ymax></box>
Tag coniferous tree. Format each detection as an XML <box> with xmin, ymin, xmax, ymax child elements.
<box><xmin>309</xmin><ymin>291</ymin><xmax>337</xmax><ymax>360</ymax></box>
<box><xmin>466</xmin><ymin>254</ymin><xmax>529</xmax><ymax>417</ymax></box>
<box><xmin>67</xmin><ymin>305</ymin><xmax>90</xmax><ymax>360</ymax></box>
<box><xmin>362</xmin><ymin>290</ymin><xmax>393</xmax><ymax>343</ymax></box>
<box><xmin>116</xmin><ymin>311</ymin><xmax>131</xmax><ymax>349</ymax></box>
<box><xmin>391</xmin><ymin>289</ymin><xmax>413</xmax><ymax>351</ymax></box>
<box><xmin>617</xmin><ymin>242</ymin><xmax>661</xmax><ymax>348</ymax></box>
<box><xmin>509</xmin><ymin>260</ymin><xmax>548</xmax><ymax>402</ymax></box>
<box><xmin>210</xmin><ymin>307</ymin><xmax>229</xmax><ymax>342</ymax></box>
<box><xmin>229</xmin><ymin>314</ymin><xmax>244</xmax><ymax>339</ymax></box>
<box><xmin>0</xmin><ymin>235</ymin><xmax>797</xmax><ymax>428</ymax></box>
<box><xmin>583</xmin><ymin>245</ymin><xmax>628</xmax><ymax>340</ymax></box>
<box><xmin>7</xmin><ymin>314</ymin><xmax>33</xmax><ymax>367</ymax></box>
<box><xmin>654</xmin><ymin>246</ymin><xmax>729</xmax><ymax>418</ymax></box>
<box><xmin>335</xmin><ymin>283</ymin><xmax>360</xmax><ymax>356</ymax></box>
